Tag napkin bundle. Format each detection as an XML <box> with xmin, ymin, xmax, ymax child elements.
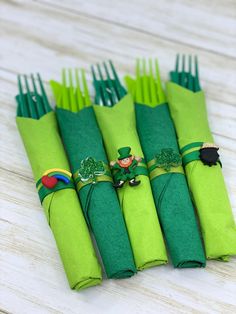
<box><xmin>125</xmin><ymin>59</ymin><xmax>206</xmax><ymax>268</ymax></box>
<box><xmin>16</xmin><ymin>74</ymin><xmax>102</xmax><ymax>290</ymax></box>
<box><xmin>50</xmin><ymin>70</ymin><xmax>136</xmax><ymax>279</ymax></box>
<box><xmin>15</xmin><ymin>56</ymin><xmax>236</xmax><ymax>292</ymax></box>
<box><xmin>92</xmin><ymin>62</ymin><xmax>168</xmax><ymax>269</ymax></box>
<box><xmin>166</xmin><ymin>55</ymin><xmax>236</xmax><ymax>260</ymax></box>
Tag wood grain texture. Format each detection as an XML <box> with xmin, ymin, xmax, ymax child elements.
<box><xmin>0</xmin><ymin>0</ymin><xmax>235</xmax><ymax>313</ymax></box>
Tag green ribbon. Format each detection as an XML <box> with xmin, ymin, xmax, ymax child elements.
<box><xmin>73</xmin><ymin>161</ymin><xmax>113</xmax><ymax>226</ymax></box>
<box><xmin>134</xmin><ymin>160</ymin><xmax>149</xmax><ymax>176</ymax></box>
<box><xmin>111</xmin><ymin>159</ymin><xmax>149</xmax><ymax>179</ymax></box>
<box><xmin>73</xmin><ymin>164</ymin><xmax>113</xmax><ymax>191</ymax></box>
<box><xmin>146</xmin><ymin>149</ymin><xmax>184</xmax><ymax>180</ymax></box>
<box><xmin>74</xmin><ymin>158</ymin><xmax>148</xmax><ymax>194</ymax></box>
<box><xmin>147</xmin><ymin>158</ymin><xmax>184</xmax><ymax>180</ymax></box>
<box><xmin>180</xmin><ymin>142</ymin><xmax>222</xmax><ymax>167</ymax></box>
<box><xmin>180</xmin><ymin>142</ymin><xmax>204</xmax><ymax>154</ymax></box>
<box><xmin>36</xmin><ymin>170</ymin><xmax>74</xmax><ymax>203</ymax></box>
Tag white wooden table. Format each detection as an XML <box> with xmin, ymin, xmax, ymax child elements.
<box><xmin>0</xmin><ymin>1</ymin><xmax>236</xmax><ymax>313</ymax></box>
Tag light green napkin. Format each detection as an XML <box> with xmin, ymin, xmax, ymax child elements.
<box><xmin>166</xmin><ymin>82</ymin><xmax>236</xmax><ymax>261</ymax></box>
<box><xmin>16</xmin><ymin>111</ymin><xmax>102</xmax><ymax>289</ymax></box>
<box><xmin>94</xmin><ymin>94</ymin><xmax>167</xmax><ymax>269</ymax></box>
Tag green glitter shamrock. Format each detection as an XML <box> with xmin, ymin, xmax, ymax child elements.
<box><xmin>78</xmin><ymin>157</ymin><xmax>105</xmax><ymax>183</ymax></box>
<box><xmin>155</xmin><ymin>148</ymin><xmax>182</xmax><ymax>172</ymax></box>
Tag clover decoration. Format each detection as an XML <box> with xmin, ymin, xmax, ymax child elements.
<box><xmin>78</xmin><ymin>157</ymin><xmax>105</xmax><ymax>184</ymax></box>
<box><xmin>155</xmin><ymin>148</ymin><xmax>182</xmax><ymax>172</ymax></box>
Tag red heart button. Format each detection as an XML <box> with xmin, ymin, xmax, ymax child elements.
<box><xmin>42</xmin><ymin>175</ymin><xmax>58</xmax><ymax>189</ymax></box>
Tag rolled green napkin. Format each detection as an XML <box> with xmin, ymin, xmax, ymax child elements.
<box><xmin>93</xmin><ymin>93</ymin><xmax>167</xmax><ymax>269</ymax></box>
<box><xmin>16</xmin><ymin>74</ymin><xmax>102</xmax><ymax>290</ymax></box>
<box><xmin>50</xmin><ymin>74</ymin><xmax>136</xmax><ymax>279</ymax></box>
<box><xmin>125</xmin><ymin>63</ymin><xmax>206</xmax><ymax>268</ymax></box>
<box><xmin>166</xmin><ymin>56</ymin><xmax>236</xmax><ymax>260</ymax></box>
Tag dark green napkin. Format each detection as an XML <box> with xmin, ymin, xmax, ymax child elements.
<box><xmin>125</xmin><ymin>60</ymin><xmax>206</xmax><ymax>268</ymax></box>
<box><xmin>56</xmin><ymin>106</ymin><xmax>136</xmax><ymax>278</ymax></box>
<box><xmin>135</xmin><ymin>103</ymin><xmax>206</xmax><ymax>267</ymax></box>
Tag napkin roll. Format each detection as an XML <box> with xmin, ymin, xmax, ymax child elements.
<box><xmin>135</xmin><ymin>102</ymin><xmax>206</xmax><ymax>268</ymax></box>
<box><xmin>94</xmin><ymin>94</ymin><xmax>168</xmax><ymax>270</ymax></box>
<box><xmin>167</xmin><ymin>82</ymin><xmax>236</xmax><ymax>260</ymax></box>
<box><xmin>56</xmin><ymin>106</ymin><xmax>136</xmax><ymax>279</ymax></box>
<box><xmin>16</xmin><ymin>112</ymin><xmax>102</xmax><ymax>290</ymax></box>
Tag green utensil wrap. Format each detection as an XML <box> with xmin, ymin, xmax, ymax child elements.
<box><xmin>166</xmin><ymin>82</ymin><xmax>236</xmax><ymax>260</ymax></box>
<box><xmin>135</xmin><ymin>102</ymin><xmax>206</xmax><ymax>268</ymax></box>
<box><xmin>16</xmin><ymin>112</ymin><xmax>102</xmax><ymax>290</ymax></box>
<box><xmin>94</xmin><ymin>94</ymin><xmax>168</xmax><ymax>270</ymax></box>
<box><xmin>55</xmin><ymin>106</ymin><xmax>136</xmax><ymax>279</ymax></box>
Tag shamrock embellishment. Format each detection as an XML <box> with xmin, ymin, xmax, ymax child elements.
<box><xmin>155</xmin><ymin>148</ymin><xmax>182</xmax><ymax>172</ymax></box>
<box><xmin>78</xmin><ymin>157</ymin><xmax>105</xmax><ymax>183</ymax></box>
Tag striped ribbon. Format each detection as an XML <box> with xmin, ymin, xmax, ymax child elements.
<box><xmin>73</xmin><ymin>163</ymin><xmax>113</xmax><ymax>191</ymax></box>
<box><xmin>180</xmin><ymin>142</ymin><xmax>222</xmax><ymax>167</ymax></box>
<box><xmin>147</xmin><ymin>158</ymin><xmax>184</xmax><ymax>180</ymax></box>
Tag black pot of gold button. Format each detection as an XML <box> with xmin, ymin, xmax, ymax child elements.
<box><xmin>199</xmin><ymin>143</ymin><xmax>220</xmax><ymax>166</ymax></box>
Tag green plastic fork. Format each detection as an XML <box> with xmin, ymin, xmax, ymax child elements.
<box><xmin>56</xmin><ymin>69</ymin><xmax>91</xmax><ymax>112</ymax></box>
<box><xmin>16</xmin><ymin>74</ymin><xmax>52</xmax><ymax>119</ymax></box>
<box><xmin>91</xmin><ymin>60</ymin><xmax>127</xmax><ymax>107</ymax></box>
<box><xmin>170</xmin><ymin>54</ymin><xmax>201</xmax><ymax>92</ymax></box>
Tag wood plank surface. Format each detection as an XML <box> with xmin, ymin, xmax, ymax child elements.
<box><xmin>0</xmin><ymin>1</ymin><xmax>235</xmax><ymax>313</ymax></box>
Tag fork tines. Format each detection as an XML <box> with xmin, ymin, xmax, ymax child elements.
<box><xmin>171</xmin><ymin>54</ymin><xmax>201</xmax><ymax>92</ymax></box>
<box><xmin>135</xmin><ymin>58</ymin><xmax>166</xmax><ymax>106</ymax></box>
<box><xmin>61</xmin><ymin>68</ymin><xmax>91</xmax><ymax>112</ymax></box>
<box><xmin>16</xmin><ymin>74</ymin><xmax>51</xmax><ymax>119</ymax></box>
<box><xmin>91</xmin><ymin>60</ymin><xmax>126</xmax><ymax>107</ymax></box>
